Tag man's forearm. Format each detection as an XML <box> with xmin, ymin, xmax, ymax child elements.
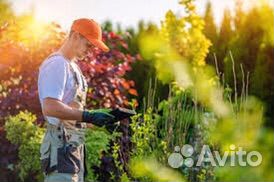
<box><xmin>43</xmin><ymin>98</ymin><xmax>83</xmax><ymax>121</ymax></box>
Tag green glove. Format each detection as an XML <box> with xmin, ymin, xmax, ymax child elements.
<box><xmin>82</xmin><ymin>109</ymin><xmax>115</xmax><ymax>127</ymax></box>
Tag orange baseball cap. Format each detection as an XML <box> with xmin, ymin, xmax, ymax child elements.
<box><xmin>71</xmin><ymin>18</ymin><xmax>109</xmax><ymax>52</ymax></box>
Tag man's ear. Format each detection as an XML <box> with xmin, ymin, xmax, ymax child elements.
<box><xmin>76</xmin><ymin>32</ymin><xmax>83</xmax><ymax>39</ymax></box>
<box><xmin>69</xmin><ymin>31</ymin><xmax>78</xmax><ymax>41</ymax></box>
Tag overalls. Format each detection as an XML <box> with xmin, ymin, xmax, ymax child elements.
<box><xmin>40</xmin><ymin>53</ymin><xmax>88</xmax><ymax>182</ymax></box>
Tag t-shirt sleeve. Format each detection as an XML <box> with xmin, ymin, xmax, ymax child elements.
<box><xmin>38</xmin><ymin>57</ymin><xmax>68</xmax><ymax>102</ymax></box>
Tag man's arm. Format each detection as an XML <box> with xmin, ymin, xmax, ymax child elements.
<box><xmin>42</xmin><ymin>97</ymin><xmax>83</xmax><ymax>121</ymax></box>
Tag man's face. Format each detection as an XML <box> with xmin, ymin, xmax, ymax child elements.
<box><xmin>74</xmin><ymin>33</ymin><xmax>95</xmax><ymax>60</ymax></box>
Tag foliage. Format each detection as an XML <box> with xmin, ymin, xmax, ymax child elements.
<box><xmin>0</xmin><ymin>0</ymin><xmax>13</xmax><ymax>26</ymax></box>
<box><xmin>84</xmin><ymin>128</ymin><xmax>118</xmax><ymax>181</ymax></box>
<box><xmin>135</xmin><ymin>0</ymin><xmax>273</xmax><ymax>182</ymax></box>
<box><xmin>4</xmin><ymin>111</ymin><xmax>45</xmax><ymax>181</ymax></box>
<box><xmin>130</xmin><ymin>157</ymin><xmax>185</xmax><ymax>182</ymax></box>
<box><xmin>125</xmin><ymin>22</ymin><xmax>170</xmax><ymax>111</ymax></box>
<box><xmin>189</xmin><ymin>9</ymin><xmax>274</xmax><ymax>182</ymax></box>
<box><xmin>130</xmin><ymin>109</ymin><xmax>164</xmax><ymax>158</ymax></box>
<box><xmin>203</xmin><ymin>2</ymin><xmax>217</xmax><ymax>46</ymax></box>
<box><xmin>129</xmin><ymin>81</ymin><xmax>215</xmax><ymax>182</ymax></box>
<box><xmin>4</xmin><ymin>111</ymin><xmax>126</xmax><ymax>182</ymax></box>
<box><xmin>214</xmin><ymin>127</ymin><xmax>274</xmax><ymax>182</ymax></box>
<box><xmin>203</xmin><ymin>1</ymin><xmax>274</xmax><ymax>126</ymax></box>
<box><xmin>0</xmin><ymin>15</ymin><xmax>65</xmax><ymax>124</ymax></box>
<box><xmin>79</xmin><ymin>30</ymin><xmax>138</xmax><ymax>109</ymax></box>
<box><xmin>138</xmin><ymin>0</ymin><xmax>228</xmax><ymax>117</ymax></box>
<box><xmin>157</xmin><ymin>87</ymin><xmax>195</xmax><ymax>148</ymax></box>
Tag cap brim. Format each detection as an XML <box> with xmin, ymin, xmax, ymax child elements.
<box><xmin>89</xmin><ymin>39</ymin><xmax>110</xmax><ymax>52</ymax></box>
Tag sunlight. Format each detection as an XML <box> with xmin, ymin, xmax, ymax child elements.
<box><xmin>18</xmin><ymin>16</ymin><xmax>48</xmax><ymax>45</ymax></box>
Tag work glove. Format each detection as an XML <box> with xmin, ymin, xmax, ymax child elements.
<box><xmin>82</xmin><ymin>108</ymin><xmax>116</xmax><ymax>128</ymax></box>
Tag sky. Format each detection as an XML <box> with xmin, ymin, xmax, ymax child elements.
<box><xmin>8</xmin><ymin>0</ymin><xmax>270</xmax><ymax>32</ymax></box>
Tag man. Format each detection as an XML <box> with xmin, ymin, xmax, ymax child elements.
<box><xmin>38</xmin><ymin>18</ymin><xmax>115</xmax><ymax>182</ymax></box>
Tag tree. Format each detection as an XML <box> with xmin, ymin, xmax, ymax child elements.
<box><xmin>203</xmin><ymin>1</ymin><xmax>218</xmax><ymax>67</ymax></box>
<box><xmin>205</xmin><ymin>1</ymin><xmax>274</xmax><ymax>126</ymax></box>
<box><xmin>203</xmin><ymin>1</ymin><xmax>217</xmax><ymax>44</ymax></box>
<box><xmin>217</xmin><ymin>8</ymin><xmax>233</xmax><ymax>74</ymax></box>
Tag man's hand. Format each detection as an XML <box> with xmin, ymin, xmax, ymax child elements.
<box><xmin>82</xmin><ymin>109</ymin><xmax>115</xmax><ymax>127</ymax></box>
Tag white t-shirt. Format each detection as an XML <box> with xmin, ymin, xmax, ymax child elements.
<box><xmin>38</xmin><ymin>54</ymin><xmax>86</xmax><ymax>125</ymax></box>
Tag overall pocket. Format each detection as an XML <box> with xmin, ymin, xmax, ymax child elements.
<box><xmin>40</xmin><ymin>140</ymin><xmax>51</xmax><ymax>173</ymax></box>
<box><xmin>57</xmin><ymin>143</ymin><xmax>81</xmax><ymax>174</ymax></box>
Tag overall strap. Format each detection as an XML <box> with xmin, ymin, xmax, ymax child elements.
<box><xmin>69</xmin><ymin>62</ymin><xmax>87</xmax><ymax>91</ymax></box>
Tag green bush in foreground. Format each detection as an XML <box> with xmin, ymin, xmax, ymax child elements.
<box><xmin>5</xmin><ymin>111</ymin><xmax>45</xmax><ymax>181</ymax></box>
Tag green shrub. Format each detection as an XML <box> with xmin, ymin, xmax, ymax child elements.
<box><xmin>5</xmin><ymin>111</ymin><xmax>45</xmax><ymax>181</ymax></box>
<box><xmin>5</xmin><ymin>111</ymin><xmax>122</xmax><ymax>182</ymax></box>
<box><xmin>130</xmin><ymin>157</ymin><xmax>185</xmax><ymax>182</ymax></box>
<box><xmin>85</xmin><ymin>128</ymin><xmax>120</xmax><ymax>181</ymax></box>
<box><xmin>130</xmin><ymin>109</ymin><xmax>163</xmax><ymax>158</ymax></box>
